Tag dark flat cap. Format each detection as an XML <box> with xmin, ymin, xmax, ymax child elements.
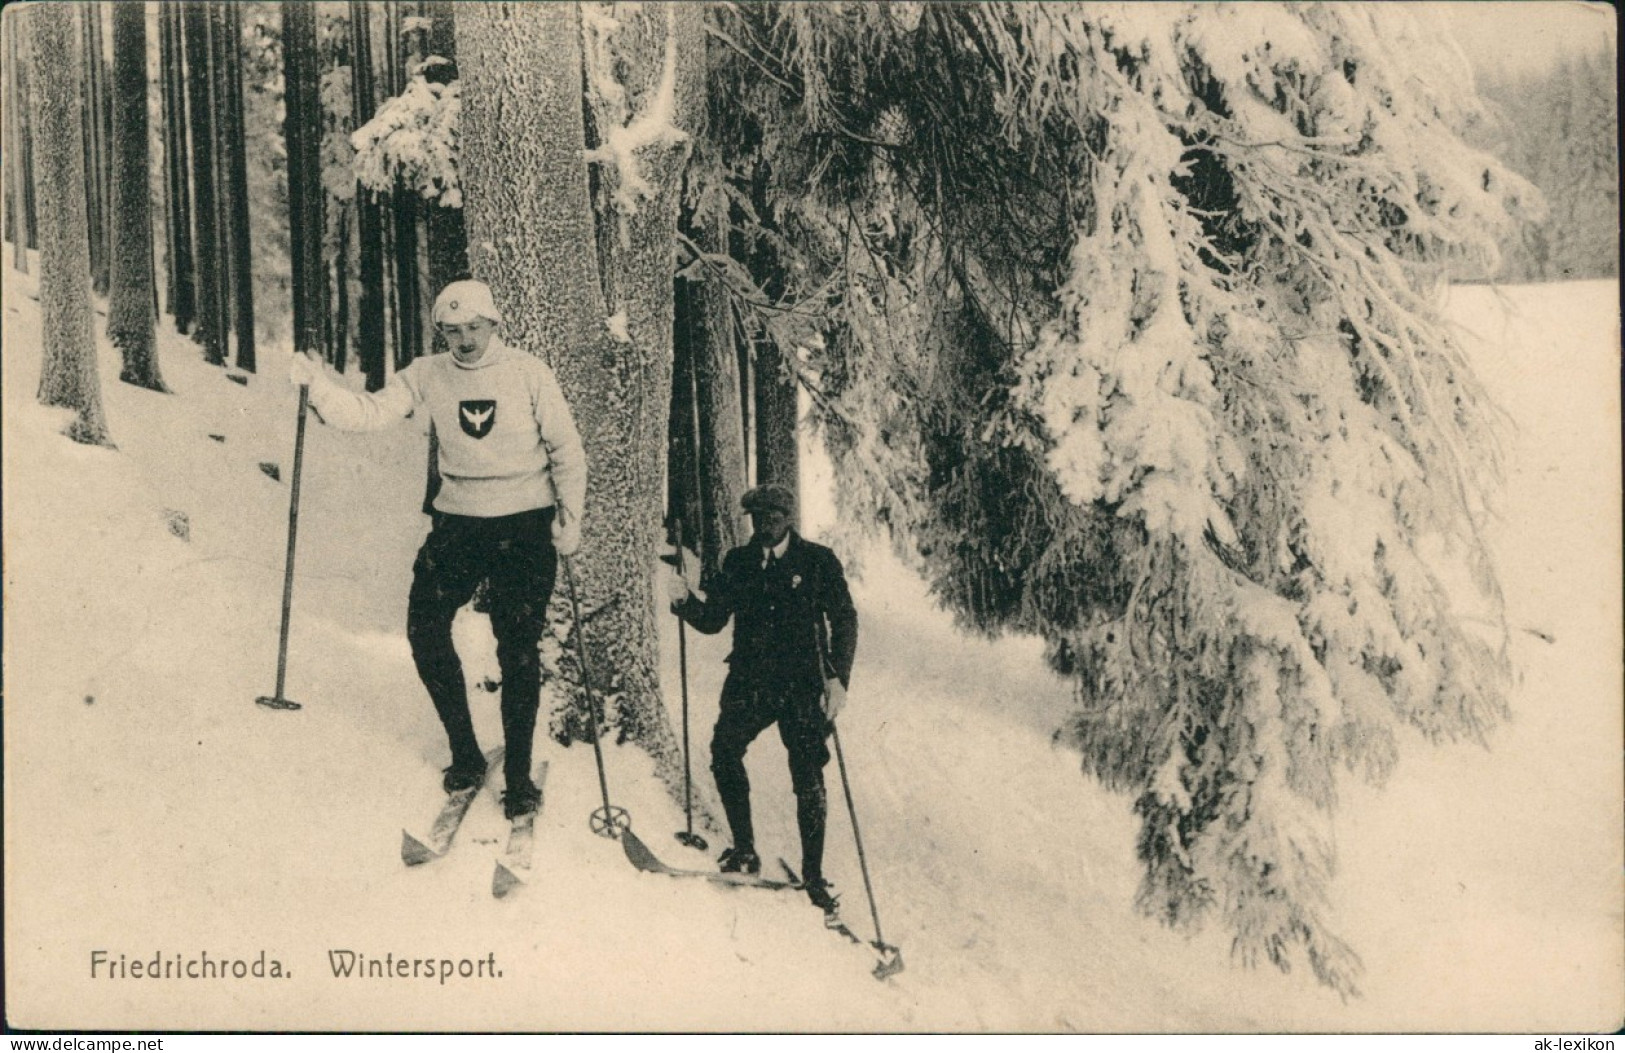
<box><xmin>740</xmin><ymin>483</ymin><xmax>796</xmax><ymax>516</ymax></box>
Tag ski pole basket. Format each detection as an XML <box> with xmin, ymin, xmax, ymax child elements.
<box><xmin>561</xmin><ymin>559</ymin><xmax>631</xmax><ymax>840</ymax></box>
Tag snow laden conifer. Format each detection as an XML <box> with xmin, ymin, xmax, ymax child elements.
<box><xmin>351</xmin><ymin>58</ymin><xmax>462</xmax><ymax>207</ymax></box>
<box><xmin>708</xmin><ymin>3</ymin><xmax>1539</xmax><ymax>995</ymax></box>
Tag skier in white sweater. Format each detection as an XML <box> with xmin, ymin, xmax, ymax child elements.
<box><xmin>289</xmin><ymin>280</ymin><xmax>586</xmax><ymax>820</ymax></box>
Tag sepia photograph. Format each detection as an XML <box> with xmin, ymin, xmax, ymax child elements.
<box><xmin>2</xmin><ymin>0</ymin><xmax>1619</xmax><ymax>1036</ymax></box>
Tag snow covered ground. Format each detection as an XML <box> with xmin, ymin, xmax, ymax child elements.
<box><xmin>3</xmin><ymin>265</ymin><xmax>1620</xmax><ymax>1033</ymax></box>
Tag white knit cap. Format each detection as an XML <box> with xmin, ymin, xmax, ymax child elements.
<box><xmin>433</xmin><ymin>280</ymin><xmax>503</xmax><ymax>326</ymax></box>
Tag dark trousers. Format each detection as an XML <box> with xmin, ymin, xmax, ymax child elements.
<box><xmin>710</xmin><ymin>673</ymin><xmax>833</xmax><ymax>883</ymax></box>
<box><xmin>406</xmin><ymin>507</ymin><xmax>557</xmax><ymax>792</ymax></box>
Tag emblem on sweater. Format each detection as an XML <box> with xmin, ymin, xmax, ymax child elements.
<box><xmin>459</xmin><ymin>399</ymin><xmax>496</xmax><ymax>438</ymax></box>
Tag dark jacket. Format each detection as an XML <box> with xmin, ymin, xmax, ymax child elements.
<box><xmin>674</xmin><ymin>532</ymin><xmax>858</xmax><ymax>692</ymax></box>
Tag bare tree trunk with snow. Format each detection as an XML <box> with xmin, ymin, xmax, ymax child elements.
<box><xmin>422</xmin><ymin>1</ymin><xmax>467</xmax><ymax>298</ymax></box>
<box><xmin>182</xmin><ymin>0</ymin><xmax>225</xmax><ymax>366</ymax></box>
<box><xmin>159</xmin><ymin>1</ymin><xmax>194</xmax><ymax>333</ymax></box>
<box><xmin>3</xmin><ymin>12</ymin><xmax>29</xmax><ymax>274</ymax></box>
<box><xmin>26</xmin><ymin>4</ymin><xmax>112</xmax><ymax>447</ymax></box>
<box><xmin>752</xmin><ymin>336</ymin><xmax>800</xmax><ymax>524</ymax></box>
<box><xmin>384</xmin><ymin>2</ymin><xmax>423</xmax><ymax>374</ymax></box>
<box><xmin>8</xmin><ymin>13</ymin><xmax>41</xmax><ymax>267</ymax></box>
<box><xmin>743</xmin><ymin>167</ymin><xmax>799</xmax><ymax>523</ymax></box>
<box><xmin>282</xmin><ymin>1</ymin><xmax>324</xmax><ymax>361</ymax></box>
<box><xmin>107</xmin><ymin>0</ymin><xmax>164</xmax><ymax>393</ymax></box>
<box><xmin>81</xmin><ymin>3</ymin><xmax>113</xmax><ymax>299</ymax></box>
<box><xmin>2</xmin><ymin>52</ymin><xmax>13</xmax><ymax>258</ymax></box>
<box><xmin>349</xmin><ymin>0</ymin><xmax>388</xmax><ymax>391</ymax></box>
<box><xmin>668</xmin><ymin>283</ymin><xmax>704</xmax><ymax>554</ymax></box>
<box><xmin>680</xmin><ymin>210</ymin><xmax>749</xmax><ymax>575</ymax></box>
<box><xmin>218</xmin><ymin>0</ymin><xmax>255</xmax><ymax>373</ymax></box>
<box><xmin>458</xmin><ymin>1</ymin><xmax>704</xmax><ymax>791</ymax></box>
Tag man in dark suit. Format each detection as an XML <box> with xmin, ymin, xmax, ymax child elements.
<box><xmin>665</xmin><ymin>483</ymin><xmax>858</xmax><ymax>914</ymax></box>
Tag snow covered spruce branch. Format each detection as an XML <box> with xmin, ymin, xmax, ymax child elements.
<box><xmin>350</xmin><ymin>59</ymin><xmax>462</xmax><ymax>206</ymax></box>
<box><xmin>708</xmin><ymin>1</ymin><xmax>1540</xmax><ymax>997</ymax></box>
<box><xmin>581</xmin><ymin>2</ymin><xmax>689</xmax><ymax>230</ymax></box>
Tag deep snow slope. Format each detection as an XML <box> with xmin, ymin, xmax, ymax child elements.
<box><xmin>3</xmin><ymin>263</ymin><xmax>1620</xmax><ymax>1032</ymax></box>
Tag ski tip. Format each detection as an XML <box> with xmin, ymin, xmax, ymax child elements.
<box><xmin>402</xmin><ymin>830</ymin><xmax>438</xmax><ymax>867</ymax></box>
<box><xmin>620</xmin><ymin>827</ymin><xmax>666</xmax><ymax>874</ymax></box>
<box><xmin>492</xmin><ymin>862</ymin><xmax>523</xmax><ymax>899</ymax></box>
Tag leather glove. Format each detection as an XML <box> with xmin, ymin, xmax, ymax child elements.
<box><xmin>674</xmin><ymin>546</ymin><xmax>702</xmax><ymax>592</ymax></box>
<box><xmin>663</xmin><ymin>565</ymin><xmax>692</xmax><ymax>606</ymax></box>
<box><xmin>552</xmin><ymin>513</ymin><xmax>581</xmax><ymax>557</ymax></box>
<box><xmin>822</xmin><ymin>679</ymin><xmax>847</xmax><ymax>722</ymax></box>
<box><xmin>288</xmin><ymin>351</ymin><xmax>322</xmax><ymax>388</ymax></box>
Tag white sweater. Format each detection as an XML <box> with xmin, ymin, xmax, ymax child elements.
<box><xmin>306</xmin><ymin>338</ymin><xmax>587</xmax><ymax>522</ymax></box>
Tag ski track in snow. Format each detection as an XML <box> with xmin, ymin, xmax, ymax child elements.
<box><xmin>3</xmin><ymin>264</ymin><xmax>1620</xmax><ymax>1032</ymax></box>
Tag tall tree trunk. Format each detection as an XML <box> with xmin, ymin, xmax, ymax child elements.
<box><xmin>107</xmin><ymin>0</ymin><xmax>164</xmax><ymax>393</ymax></box>
<box><xmin>424</xmin><ymin>205</ymin><xmax>468</xmax><ymax>293</ymax></box>
<box><xmin>422</xmin><ymin>0</ymin><xmax>467</xmax><ymax>296</ymax></box>
<box><xmin>687</xmin><ymin>209</ymin><xmax>749</xmax><ymax>574</ymax></box>
<box><xmin>282</xmin><ymin>1</ymin><xmax>325</xmax><ymax>359</ymax></box>
<box><xmin>81</xmin><ymin>5</ymin><xmax>102</xmax><ymax>290</ymax></box>
<box><xmin>668</xmin><ymin>285</ymin><xmax>704</xmax><ymax>555</ymax></box>
<box><xmin>11</xmin><ymin>15</ymin><xmax>40</xmax><ymax>259</ymax></box>
<box><xmin>332</xmin><ymin>207</ymin><xmax>351</xmax><ymax>370</ymax></box>
<box><xmin>390</xmin><ymin>170</ymin><xmax>422</xmax><ymax>372</ymax></box>
<box><xmin>349</xmin><ymin>1</ymin><xmax>388</xmax><ymax>390</ymax></box>
<box><xmin>2</xmin><ymin>46</ymin><xmax>13</xmax><ymax>256</ymax></box>
<box><xmin>746</xmin><ymin>164</ymin><xmax>800</xmax><ymax>521</ymax></box>
<box><xmin>82</xmin><ymin>3</ymin><xmax>113</xmax><ymax>298</ymax></box>
<box><xmin>160</xmin><ymin>1</ymin><xmax>194</xmax><ymax>332</ymax></box>
<box><xmin>3</xmin><ymin>14</ymin><xmax>15</xmax><ymax>255</ymax></box>
<box><xmin>752</xmin><ymin>335</ymin><xmax>801</xmax><ymax>523</ymax></box>
<box><xmin>26</xmin><ymin>4</ymin><xmax>112</xmax><ymax>447</ymax></box>
<box><xmin>219</xmin><ymin>1</ymin><xmax>255</xmax><ymax>372</ymax></box>
<box><xmin>157</xmin><ymin>2</ymin><xmax>177</xmax><ymax>311</ymax></box>
<box><xmin>586</xmin><ymin>1</ymin><xmax>708</xmax><ymax>760</ymax></box>
<box><xmin>391</xmin><ymin>186</ymin><xmax>422</xmax><ymax>370</ymax></box>
<box><xmin>459</xmin><ymin>2</ymin><xmax>704</xmax><ymax>785</ymax></box>
<box><xmin>206</xmin><ymin>2</ymin><xmax>233</xmax><ymax>366</ymax></box>
<box><xmin>183</xmin><ymin>0</ymin><xmax>225</xmax><ymax>365</ymax></box>
<box><xmin>95</xmin><ymin>5</ymin><xmax>114</xmax><ymax>287</ymax></box>
<box><xmin>385</xmin><ymin>2</ymin><xmax>422</xmax><ymax>372</ymax></box>
<box><xmin>323</xmin><ymin>3</ymin><xmax>351</xmax><ymax>370</ymax></box>
<box><xmin>4</xmin><ymin>13</ymin><xmax>31</xmax><ymax>272</ymax></box>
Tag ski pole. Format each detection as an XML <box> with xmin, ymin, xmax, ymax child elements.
<box><xmin>561</xmin><ymin>557</ymin><xmax>628</xmax><ymax>838</ymax></box>
<box><xmin>257</xmin><ymin>383</ymin><xmax>309</xmax><ymax>711</ymax></box>
<box><xmin>830</xmin><ymin>724</ymin><xmax>901</xmax><ymax>977</ymax></box>
<box><xmin>672</xmin><ymin>516</ymin><xmax>707</xmax><ymax>851</ymax></box>
<box><xmin>671</xmin><ymin>337</ymin><xmax>712</xmax><ymax>851</ymax></box>
<box><xmin>817</xmin><ymin>631</ymin><xmax>903</xmax><ymax>979</ymax></box>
